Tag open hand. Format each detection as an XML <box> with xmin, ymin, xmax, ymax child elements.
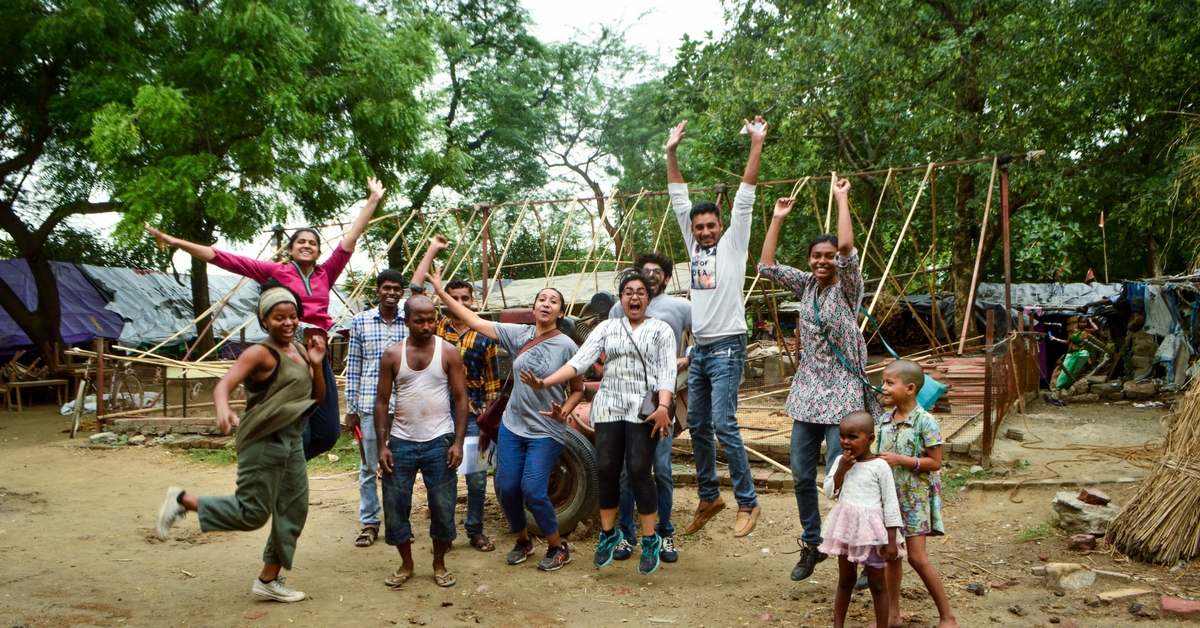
<box><xmin>744</xmin><ymin>115</ymin><xmax>768</xmax><ymax>143</ymax></box>
<box><xmin>773</xmin><ymin>197</ymin><xmax>796</xmax><ymax>220</ymax></box>
<box><xmin>831</xmin><ymin>177</ymin><xmax>851</xmax><ymax>201</ymax></box>
<box><xmin>666</xmin><ymin>120</ymin><xmax>687</xmax><ymax>152</ymax></box>
<box><xmin>538</xmin><ymin>401</ymin><xmax>568</xmax><ymax>423</ymax></box>
<box><xmin>645</xmin><ymin>407</ymin><xmax>671</xmax><ymax>440</ymax></box>
<box><xmin>306</xmin><ymin>334</ymin><xmax>327</xmax><ymax>365</ymax></box>
<box><xmin>367</xmin><ymin>176</ymin><xmax>386</xmax><ymax>201</ymax></box>
<box><xmin>519</xmin><ymin>368</ymin><xmax>547</xmax><ymax>390</ymax></box>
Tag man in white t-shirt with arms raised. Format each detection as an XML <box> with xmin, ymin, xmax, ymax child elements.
<box><xmin>668</xmin><ymin>116</ymin><xmax>767</xmax><ymax>538</ymax></box>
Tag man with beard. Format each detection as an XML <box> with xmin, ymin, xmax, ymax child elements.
<box><xmin>345</xmin><ymin>269</ymin><xmax>408</xmax><ymax>548</ymax></box>
<box><xmin>608</xmin><ymin>252</ymin><xmax>691</xmax><ymax>563</ymax></box>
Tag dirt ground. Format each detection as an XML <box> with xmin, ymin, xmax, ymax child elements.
<box><xmin>2</xmin><ymin>399</ymin><xmax>1199</xmax><ymax>628</ymax></box>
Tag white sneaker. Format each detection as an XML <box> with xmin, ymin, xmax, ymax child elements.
<box><xmin>252</xmin><ymin>577</ymin><xmax>306</xmax><ymax>603</ymax></box>
<box><xmin>156</xmin><ymin>486</ymin><xmax>186</xmax><ymax>540</ymax></box>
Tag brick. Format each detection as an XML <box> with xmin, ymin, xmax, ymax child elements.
<box><xmin>753</xmin><ymin>470</ymin><xmax>771</xmax><ymax>484</ymax></box>
<box><xmin>781</xmin><ymin>477</ymin><xmax>795</xmax><ymax>491</ymax></box>
<box><xmin>1067</xmin><ymin>534</ymin><xmax>1096</xmax><ymax>550</ymax></box>
<box><xmin>1162</xmin><ymin>595</ymin><xmax>1200</xmax><ymax>618</ymax></box>
<box><xmin>768</xmin><ymin>473</ymin><xmax>785</xmax><ymax>490</ymax></box>
<box><xmin>718</xmin><ymin>471</ymin><xmax>732</xmax><ymax>487</ymax></box>
<box><xmin>1078</xmin><ymin>488</ymin><xmax>1111</xmax><ymax>506</ymax></box>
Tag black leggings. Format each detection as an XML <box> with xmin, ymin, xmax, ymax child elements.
<box><xmin>595</xmin><ymin>421</ymin><xmax>657</xmax><ymax>515</ymax></box>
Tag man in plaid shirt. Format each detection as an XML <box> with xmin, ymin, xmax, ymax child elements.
<box><xmin>436</xmin><ymin>279</ymin><xmax>500</xmax><ymax>552</ymax></box>
<box><xmin>346</xmin><ymin>269</ymin><xmax>408</xmax><ymax>548</ymax></box>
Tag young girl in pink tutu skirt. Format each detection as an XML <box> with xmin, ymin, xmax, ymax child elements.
<box><xmin>820</xmin><ymin>411</ymin><xmax>903</xmax><ymax>628</ymax></box>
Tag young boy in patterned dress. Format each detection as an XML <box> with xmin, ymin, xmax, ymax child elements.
<box><xmin>875</xmin><ymin>360</ymin><xmax>959</xmax><ymax>628</ymax></box>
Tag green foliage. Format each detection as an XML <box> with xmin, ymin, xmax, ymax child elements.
<box><xmin>1016</xmin><ymin>517</ymin><xmax>1059</xmax><ymax>543</ymax></box>
<box><xmin>186</xmin><ymin>434</ymin><xmax>361</xmax><ymax>475</ymax></box>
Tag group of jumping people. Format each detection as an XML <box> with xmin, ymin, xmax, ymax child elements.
<box><xmin>150</xmin><ymin>116</ymin><xmax>958</xmax><ymax>627</ymax></box>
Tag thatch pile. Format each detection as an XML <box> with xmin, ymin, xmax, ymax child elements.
<box><xmin>1107</xmin><ymin>375</ymin><xmax>1200</xmax><ymax>565</ymax></box>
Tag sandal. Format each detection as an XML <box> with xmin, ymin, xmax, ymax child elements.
<box><xmin>469</xmin><ymin>533</ymin><xmax>495</xmax><ymax>552</ymax></box>
<box><xmin>384</xmin><ymin>568</ymin><xmax>414</xmax><ymax>589</ymax></box>
<box><xmin>434</xmin><ymin>571</ymin><xmax>457</xmax><ymax>588</ymax></box>
<box><xmin>355</xmin><ymin>525</ymin><xmax>379</xmax><ymax>548</ymax></box>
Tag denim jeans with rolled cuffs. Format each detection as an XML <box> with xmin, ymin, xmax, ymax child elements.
<box><xmin>301</xmin><ymin>355</ymin><xmax>341</xmax><ymax>460</ymax></box>
<box><xmin>619</xmin><ymin>430</ymin><xmax>675</xmax><ymax>541</ymax></box>
<box><xmin>381</xmin><ymin>433</ymin><xmax>459</xmax><ymax>546</ymax></box>
<box><xmin>791</xmin><ymin>421</ymin><xmax>842</xmax><ymax>546</ymax></box>
<box><xmin>687</xmin><ymin>334</ymin><xmax>757</xmax><ymax>508</ymax></box>
<box><xmin>357</xmin><ymin>412</ymin><xmax>383</xmax><ymax>527</ymax></box>
<box><xmin>463</xmin><ymin>418</ymin><xmax>488</xmax><ymax>538</ymax></box>
<box><xmin>495</xmin><ymin>423</ymin><xmax>563</xmax><ymax>536</ymax></box>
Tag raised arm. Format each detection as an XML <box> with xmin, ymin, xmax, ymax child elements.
<box><xmin>340</xmin><ymin>177</ymin><xmax>386</xmax><ymax>253</ymax></box>
<box><xmin>833</xmin><ymin>177</ymin><xmax>853</xmax><ymax>254</ymax></box>
<box><xmin>145</xmin><ymin>226</ymin><xmax>216</xmax><ymax>262</ymax></box>
<box><xmin>665</xmin><ymin>120</ymin><xmax>687</xmax><ymax>184</ymax></box>
<box><xmin>411</xmin><ymin>235</ymin><xmax>450</xmax><ymax>292</ymax></box>
<box><xmin>760</xmin><ymin>197</ymin><xmax>796</xmax><ymax>267</ymax></box>
<box><xmin>742</xmin><ymin>116</ymin><xmax>767</xmax><ymax>185</ymax></box>
<box><xmin>430</xmin><ymin>264</ymin><xmax>496</xmax><ymax>340</ymax></box>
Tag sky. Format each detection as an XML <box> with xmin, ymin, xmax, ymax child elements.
<box><xmin>84</xmin><ymin>1</ymin><xmax>728</xmax><ymax>271</ymax></box>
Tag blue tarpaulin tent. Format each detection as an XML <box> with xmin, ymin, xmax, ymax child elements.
<box><xmin>0</xmin><ymin>259</ymin><xmax>125</xmax><ymax>353</ymax></box>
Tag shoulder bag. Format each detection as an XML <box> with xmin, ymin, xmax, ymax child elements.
<box><xmin>620</xmin><ymin>321</ymin><xmax>675</xmax><ymax>421</ymax></box>
<box><xmin>476</xmin><ymin>328</ymin><xmax>563</xmax><ymax>451</ymax></box>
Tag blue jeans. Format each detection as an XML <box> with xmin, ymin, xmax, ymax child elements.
<box><xmin>688</xmin><ymin>335</ymin><xmax>757</xmax><ymax>508</ymax></box>
<box><xmin>791</xmin><ymin>421</ymin><xmax>842</xmax><ymax>546</ymax></box>
<box><xmin>463</xmin><ymin>419</ymin><xmax>488</xmax><ymax>537</ymax></box>
<box><xmin>357</xmin><ymin>413</ymin><xmax>382</xmax><ymax>526</ymax></box>
<box><xmin>381</xmin><ymin>433</ymin><xmax>458</xmax><ymax>546</ymax></box>
<box><xmin>495</xmin><ymin>423</ymin><xmax>563</xmax><ymax>536</ymax></box>
<box><xmin>619</xmin><ymin>431</ymin><xmax>674</xmax><ymax>540</ymax></box>
<box><xmin>302</xmin><ymin>356</ymin><xmax>341</xmax><ymax>460</ymax></box>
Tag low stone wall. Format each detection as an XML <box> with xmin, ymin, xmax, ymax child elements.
<box><xmin>108</xmin><ymin>417</ymin><xmax>225</xmax><ymax>437</ymax></box>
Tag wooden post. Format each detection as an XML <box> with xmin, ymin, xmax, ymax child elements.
<box><xmin>1000</xmin><ymin>157</ymin><xmax>1012</xmax><ymax>332</ymax></box>
<box><xmin>957</xmin><ymin>157</ymin><xmax>999</xmax><ymax>354</ymax></box>
<box><xmin>94</xmin><ymin>338</ymin><xmax>106</xmax><ymax>421</ymax></box>
<box><xmin>240</xmin><ymin>328</ymin><xmax>246</xmax><ymax>353</ymax></box>
<box><xmin>480</xmin><ymin>209</ymin><xmax>490</xmax><ymax>303</ymax></box>
<box><xmin>982</xmin><ymin>310</ymin><xmax>995</xmax><ymax>467</ymax></box>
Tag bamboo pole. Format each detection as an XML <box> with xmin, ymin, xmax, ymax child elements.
<box><xmin>861</xmin><ymin>162</ymin><xmax>935</xmax><ymax>331</ymax></box>
<box><xmin>481</xmin><ymin>203</ymin><xmax>531</xmax><ymax>310</ymax></box>
<box><xmin>957</xmin><ymin>157</ymin><xmax>1000</xmax><ymax>354</ymax></box>
<box><xmin>825</xmin><ymin>171</ymin><xmax>837</xmax><ymax>231</ymax></box>
<box><xmin>860</xmin><ymin>168</ymin><xmax>892</xmax><ymax>272</ymax></box>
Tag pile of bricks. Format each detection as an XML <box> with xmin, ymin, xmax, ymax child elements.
<box><xmin>108</xmin><ymin>417</ymin><xmax>226</xmax><ymax>437</ymax></box>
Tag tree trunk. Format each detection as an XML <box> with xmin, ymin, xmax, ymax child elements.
<box><xmin>1145</xmin><ymin>233</ymin><xmax>1163</xmax><ymax>277</ymax></box>
<box><xmin>0</xmin><ymin>254</ymin><xmax>66</xmax><ymax>371</ymax></box>
<box><xmin>190</xmin><ymin>251</ymin><xmax>215</xmax><ymax>358</ymax></box>
<box><xmin>950</xmin><ymin>172</ymin><xmax>978</xmax><ymax>337</ymax></box>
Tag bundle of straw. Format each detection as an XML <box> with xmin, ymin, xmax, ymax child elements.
<box><xmin>1107</xmin><ymin>376</ymin><xmax>1200</xmax><ymax>565</ymax></box>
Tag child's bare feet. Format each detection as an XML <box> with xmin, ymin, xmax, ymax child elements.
<box><xmin>936</xmin><ymin>617</ymin><xmax>960</xmax><ymax>628</ymax></box>
<box><xmin>866</xmin><ymin>615</ymin><xmax>903</xmax><ymax>628</ymax></box>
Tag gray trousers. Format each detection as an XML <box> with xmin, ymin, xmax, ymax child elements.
<box><xmin>197</xmin><ymin>422</ymin><xmax>308</xmax><ymax>570</ymax></box>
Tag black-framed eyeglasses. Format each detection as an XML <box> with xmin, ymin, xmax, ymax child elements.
<box><xmin>621</xmin><ymin>289</ymin><xmax>648</xmax><ymax>298</ymax></box>
<box><xmin>641</xmin><ymin>268</ymin><xmax>664</xmax><ymax>276</ymax></box>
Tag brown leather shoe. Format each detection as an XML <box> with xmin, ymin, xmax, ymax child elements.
<box><xmin>682</xmin><ymin>496</ymin><xmax>726</xmax><ymax>535</ymax></box>
<box><xmin>733</xmin><ymin>504</ymin><xmax>761</xmax><ymax>537</ymax></box>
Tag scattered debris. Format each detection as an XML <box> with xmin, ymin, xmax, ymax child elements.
<box><xmin>966</xmin><ymin>584</ymin><xmax>988</xmax><ymax>596</ymax></box>
<box><xmin>1004</xmin><ymin>428</ymin><xmax>1025</xmax><ymax>441</ymax></box>
<box><xmin>128</xmin><ymin>434</ymin><xmax>147</xmax><ymax>446</ymax></box>
<box><xmin>90</xmin><ymin>432</ymin><xmax>118</xmax><ymax>444</ymax></box>
<box><xmin>1067</xmin><ymin>534</ymin><xmax>1097</xmax><ymax>551</ymax></box>
<box><xmin>1096</xmin><ymin>588</ymin><xmax>1154</xmax><ymax>604</ymax></box>
<box><xmin>1052</xmin><ymin>491</ymin><xmax>1121</xmax><ymax>535</ymax></box>
<box><xmin>1132</xmin><ymin>401</ymin><xmax>1164</xmax><ymax>408</ymax></box>
<box><xmin>1162</xmin><ymin>594</ymin><xmax>1200</xmax><ymax>618</ymax></box>
<box><xmin>1078</xmin><ymin>488</ymin><xmax>1111</xmax><ymax>506</ymax></box>
<box><xmin>1034</xmin><ymin>563</ymin><xmax>1096</xmax><ymax>593</ymax></box>
<box><xmin>1008</xmin><ymin>604</ymin><xmax>1027</xmax><ymax>617</ymax></box>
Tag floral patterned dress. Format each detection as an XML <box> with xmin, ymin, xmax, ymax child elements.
<box><xmin>877</xmin><ymin>406</ymin><xmax>945</xmax><ymax>537</ymax></box>
<box><xmin>758</xmin><ymin>249</ymin><xmax>880</xmax><ymax>425</ymax></box>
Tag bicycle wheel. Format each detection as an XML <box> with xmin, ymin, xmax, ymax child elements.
<box><xmin>110</xmin><ymin>374</ymin><xmax>145</xmax><ymax>412</ymax></box>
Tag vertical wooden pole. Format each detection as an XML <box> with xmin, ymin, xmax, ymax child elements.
<box><xmin>94</xmin><ymin>338</ymin><xmax>106</xmax><ymax>421</ymax></box>
<box><xmin>957</xmin><ymin>157</ymin><xmax>999</xmax><ymax>354</ymax></box>
<box><xmin>1000</xmin><ymin>159</ymin><xmax>1012</xmax><ymax>334</ymax></box>
<box><xmin>480</xmin><ymin>209</ymin><xmax>490</xmax><ymax>304</ymax></box>
<box><xmin>982</xmin><ymin>309</ymin><xmax>995</xmax><ymax>467</ymax></box>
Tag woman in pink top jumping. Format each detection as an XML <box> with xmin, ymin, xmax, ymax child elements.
<box><xmin>146</xmin><ymin>178</ymin><xmax>386</xmax><ymax>459</ymax></box>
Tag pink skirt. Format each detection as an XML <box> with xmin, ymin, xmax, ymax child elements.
<box><xmin>817</xmin><ymin>503</ymin><xmax>906</xmax><ymax>568</ymax></box>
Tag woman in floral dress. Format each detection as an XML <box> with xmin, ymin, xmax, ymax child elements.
<box><xmin>757</xmin><ymin>178</ymin><xmax>881</xmax><ymax>582</ymax></box>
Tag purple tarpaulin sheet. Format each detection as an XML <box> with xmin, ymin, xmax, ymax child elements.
<box><xmin>0</xmin><ymin>259</ymin><xmax>124</xmax><ymax>352</ymax></box>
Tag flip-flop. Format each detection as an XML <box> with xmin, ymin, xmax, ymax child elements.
<box><xmin>434</xmin><ymin>571</ymin><xmax>457</xmax><ymax>588</ymax></box>
<box><xmin>384</xmin><ymin>569</ymin><xmax>414</xmax><ymax>589</ymax></box>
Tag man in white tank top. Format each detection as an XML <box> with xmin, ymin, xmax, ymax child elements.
<box><xmin>374</xmin><ymin>295</ymin><xmax>469</xmax><ymax>589</ymax></box>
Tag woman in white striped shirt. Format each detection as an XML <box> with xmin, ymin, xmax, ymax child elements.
<box><xmin>521</xmin><ymin>271</ymin><xmax>676</xmax><ymax>575</ymax></box>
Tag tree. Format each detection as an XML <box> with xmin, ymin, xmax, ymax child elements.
<box><xmin>0</xmin><ymin>0</ymin><xmax>156</xmax><ymax>368</ymax></box>
<box><xmin>656</xmin><ymin>0</ymin><xmax>1200</xmax><ymax>332</ymax></box>
<box><xmin>90</xmin><ymin>0</ymin><xmax>433</xmax><ymax>353</ymax></box>
<box><xmin>0</xmin><ymin>224</ymin><xmax>171</xmax><ymax>270</ymax></box>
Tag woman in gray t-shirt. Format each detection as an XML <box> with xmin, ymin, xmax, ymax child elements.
<box><xmin>431</xmin><ymin>266</ymin><xmax>583</xmax><ymax>573</ymax></box>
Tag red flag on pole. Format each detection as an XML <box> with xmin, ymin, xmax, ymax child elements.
<box><xmin>1099</xmin><ymin>212</ymin><xmax>1105</xmax><ymax>228</ymax></box>
<box><xmin>1085</xmin><ymin>268</ymin><xmax>1096</xmax><ymax>282</ymax></box>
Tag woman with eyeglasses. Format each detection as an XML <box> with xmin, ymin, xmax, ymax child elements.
<box><xmin>521</xmin><ymin>270</ymin><xmax>676</xmax><ymax>576</ymax></box>
<box><xmin>145</xmin><ymin>178</ymin><xmax>387</xmax><ymax>460</ymax></box>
